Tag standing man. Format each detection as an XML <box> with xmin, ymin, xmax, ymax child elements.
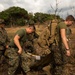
<box><xmin>7</xmin><ymin>25</ymin><xmax>36</xmax><ymax>75</ymax></box>
<box><xmin>0</xmin><ymin>19</ymin><xmax>9</xmax><ymax>64</ymax></box>
<box><xmin>53</xmin><ymin>15</ymin><xmax>75</xmax><ymax>75</ymax></box>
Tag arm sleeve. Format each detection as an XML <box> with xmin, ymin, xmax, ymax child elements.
<box><xmin>59</xmin><ymin>23</ymin><xmax>66</xmax><ymax>29</ymax></box>
<box><xmin>15</xmin><ymin>29</ymin><xmax>25</xmax><ymax>38</ymax></box>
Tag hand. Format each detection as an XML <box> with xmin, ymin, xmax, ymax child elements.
<box><xmin>6</xmin><ymin>45</ymin><xmax>9</xmax><ymax>49</ymax></box>
<box><xmin>66</xmin><ymin>50</ymin><xmax>71</xmax><ymax>56</ymax></box>
<box><xmin>18</xmin><ymin>48</ymin><xmax>22</xmax><ymax>54</ymax></box>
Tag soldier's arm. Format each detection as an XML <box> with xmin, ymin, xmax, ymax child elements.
<box><xmin>14</xmin><ymin>34</ymin><xmax>22</xmax><ymax>54</ymax></box>
<box><xmin>60</xmin><ymin>29</ymin><xmax>70</xmax><ymax>56</ymax></box>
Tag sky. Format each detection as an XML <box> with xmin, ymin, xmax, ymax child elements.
<box><xmin>0</xmin><ymin>0</ymin><xmax>75</xmax><ymax>19</ymax></box>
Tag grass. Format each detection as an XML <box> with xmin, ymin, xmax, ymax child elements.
<box><xmin>5</xmin><ymin>24</ymin><xmax>75</xmax><ymax>39</ymax></box>
<box><xmin>5</xmin><ymin>25</ymin><xmax>46</xmax><ymax>39</ymax></box>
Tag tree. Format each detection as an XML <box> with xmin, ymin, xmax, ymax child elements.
<box><xmin>0</xmin><ymin>6</ymin><xmax>29</xmax><ymax>27</ymax></box>
<box><xmin>7</xmin><ymin>6</ymin><xmax>28</xmax><ymax>26</ymax></box>
<box><xmin>50</xmin><ymin>0</ymin><xmax>62</xmax><ymax>19</ymax></box>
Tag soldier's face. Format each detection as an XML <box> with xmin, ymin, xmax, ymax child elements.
<box><xmin>28</xmin><ymin>27</ymin><xmax>35</xmax><ymax>33</ymax></box>
<box><xmin>67</xmin><ymin>21</ymin><xmax>73</xmax><ymax>26</ymax></box>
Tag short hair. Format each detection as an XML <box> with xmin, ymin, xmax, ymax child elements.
<box><xmin>28</xmin><ymin>25</ymin><xmax>36</xmax><ymax>31</ymax></box>
<box><xmin>66</xmin><ymin>15</ymin><xmax>75</xmax><ymax>21</ymax></box>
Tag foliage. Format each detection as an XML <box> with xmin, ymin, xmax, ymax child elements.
<box><xmin>0</xmin><ymin>6</ymin><xmax>28</xmax><ymax>26</ymax></box>
<box><xmin>34</xmin><ymin>12</ymin><xmax>61</xmax><ymax>23</ymax></box>
<box><xmin>0</xmin><ymin>6</ymin><xmax>62</xmax><ymax>27</ymax></box>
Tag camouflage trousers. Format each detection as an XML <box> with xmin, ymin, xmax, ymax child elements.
<box><xmin>51</xmin><ymin>44</ymin><xmax>73</xmax><ymax>75</ymax></box>
<box><xmin>0</xmin><ymin>50</ymin><xmax>5</xmax><ymax>64</ymax></box>
<box><xmin>6</xmin><ymin>47</ymin><xmax>34</xmax><ymax>75</ymax></box>
<box><xmin>0</xmin><ymin>50</ymin><xmax>3</xmax><ymax>60</ymax></box>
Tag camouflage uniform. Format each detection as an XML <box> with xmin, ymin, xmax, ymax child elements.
<box><xmin>34</xmin><ymin>22</ymin><xmax>57</xmax><ymax>75</ymax></box>
<box><xmin>6</xmin><ymin>28</ymin><xmax>37</xmax><ymax>75</ymax></box>
<box><xmin>37</xmin><ymin>27</ymin><xmax>51</xmax><ymax>55</ymax></box>
<box><xmin>7</xmin><ymin>47</ymin><xmax>32</xmax><ymax>75</ymax></box>
<box><xmin>62</xmin><ymin>27</ymin><xmax>75</xmax><ymax>75</ymax></box>
<box><xmin>0</xmin><ymin>19</ymin><xmax>9</xmax><ymax>64</ymax></box>
<box><xmin>32</xmin><ymin>21</ymin><xmax>74</xmax><ymax>75</ymax></box>
<box><xmin>28</xmin><ymin>21</ymin><xmax>57</xmax><ymax>75</ymax></box>
<box><xmin>6</xmin><ymin>29</ymin><xmax>28</xmax><ymax>75</ymax></box>
<box><xmin>37</xmin><ymin>20</ymin><xmax>57</xmax><ymax>56</ymax></box>
<box><xmin>23</xmin><ymin>31</ymin><xmax>39</xmax><ymax>54</ymax></box>
<box><xmin>52</xmin><ymin>22</ymin><xmax>73</xmax><ymax>75</ymax></box>
<box><xmin>14</xmin><ymin>32</ymin><xmax>39</xmax><ymax>75</ymax></box>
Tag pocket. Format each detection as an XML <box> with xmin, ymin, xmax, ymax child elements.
<box><xmin>4</xmin><ymin>47</ymin><xmax>11</xmax><ymax>56</ymax></box>
<box><xmin>51</xmin><ymin>45</ymin><xmax>63</xmax><ymax>65</ymax></box>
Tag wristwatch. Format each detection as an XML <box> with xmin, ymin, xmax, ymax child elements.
<box><xmin>66</xmin><ymin>49</ymin><xmax>70</xmax><ymax>50</ymax></box>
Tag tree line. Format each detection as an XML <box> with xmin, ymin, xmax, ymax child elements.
<box><xmin>0</xmin><ymin>6</ymin><xmax>63</xmax><ymax>27</ymax></box>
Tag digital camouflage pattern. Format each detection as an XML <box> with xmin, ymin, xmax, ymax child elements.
<box><xmin>30</xmin><ymin>21</ymin><xmax>58</xmax><ymax>75</ymax></box>
<box><xmin>6</xmin><ymin>31</ymin><xmax>39</xmax><ymax>75</ymax></box>
<box><xmin>6</xmin><ymin>47</ymin><xmax>33</xmax><ymax>75</ymax></box>
<box><xmin>5</xmin><ymin>29</ymin><xmax>30</xmax><ymax>75</ymax></box>
<box><xmin>37</xmin><ymin>20</ymin><xmax>57</xmax><ymax>55</ymax></box>
<box><xmin>0</xmin><ymin>28</ymin><xmax>9</xmax><ymax>50</ymax></box>
<box><xmin>23</xmin><ymin>32</ymin><xmax>39</xmax><ymax>53</ymax></box>
<box><xmin>31</xmin><ymin>21</ymin><xmax>75</xmax><ymax>75</ymax></box>
<box><xmin>51</xmin><ymin>22</ymin><xmax>75</xmax><ymax>75</ymax></box>
<box><xmin>0</xmin><ymin>26</ymin><xmax>9</xmax><ymax>65</ymax></box>
<box><xmin>37</xmin><ymin>27</ymin><xmax>51</xmax><ymax>55</ymax></box>
<box><xmin>0</xmin><ymin>19</ymin><xmax>9</xmax><ymax>75</ymax></box>
<box><xmin>7</xmin><ymin>22</ymin><xmax>75</xmax><ymax>75</ymax></box>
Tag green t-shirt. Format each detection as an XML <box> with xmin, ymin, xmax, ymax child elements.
<box><xmin>9</xmin><ymin>29</ymin><xmax>27</xmax><ymax>48</ymax></box>
<box><xmin>58</xmin><ymin>22</ymin><xmax>67</xmax><ymax>29</ymax></box>
<box><xmin>56</xmin><ymin>22</ymin><xmax>67</xmax><ymax>43</ymax></box>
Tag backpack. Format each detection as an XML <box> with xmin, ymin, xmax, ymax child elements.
<box><xmin>37</xmin><ymin>20</ymin><xmax>58</xmax><ymax>48</ymax></box>
<box><xmin>47</xmin><ymin>20</ymin><xmax>58</xmax><ymax>45</ymax></box>
<box><xmin>48</xmin><ymin>20</ymin><xmax>72</xmax><ymax>44</ymax></box>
